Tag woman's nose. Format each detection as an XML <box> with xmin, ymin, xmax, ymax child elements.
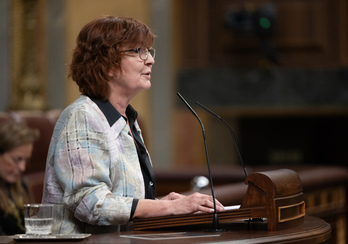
<box><xmin>17</xmin><ymin>160</ymin><xmax>26</xmax><ymax>172</ymax></box>
<box><xmin>146</xmin><ymin>53</ymin><xmax>155</xmax><ymax>64</ymax></box>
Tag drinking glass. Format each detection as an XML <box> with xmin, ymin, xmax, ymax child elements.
<box><xmin>24</xmin><ymin>204</ymin><xmax>53</xmax><ymax>235</ymax></box>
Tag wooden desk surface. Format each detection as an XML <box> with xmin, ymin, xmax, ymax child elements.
<box><xmin>1</xmin><ymin>216</ymin><xmax>330</xmax><ymax>244</ymax></box>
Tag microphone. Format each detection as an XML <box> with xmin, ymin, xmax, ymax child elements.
<box><xmin>177</xmin><ymin>92</ymin><xmax>225</xmax><ymax>232</ymax></box>
<box><xmin>196</xmin><ymin>102</ymin><xmax>248</xmax><ymax>178</ymax></box>
<box><xmin>196</xmin><ymin>102</ymin><xmax>265</xmax><ymax>224</ymax></box>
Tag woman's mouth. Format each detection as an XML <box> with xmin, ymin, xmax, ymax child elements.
<box><xmin>142</xmin><ymin>72</ymin><xmax>151</xmax><ymax>79</ymax></box>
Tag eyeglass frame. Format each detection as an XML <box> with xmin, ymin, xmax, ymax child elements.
<box><xmin>8</xmin><ymin>153</ymin><xmax>27</xmax><ymax>165</ymax></box>
<box><xmin>122</xmin><ymin>46</ymin><xmax>155</xmax><ymax>60</ymax></box>
<box><xmin>5</xmin><ymin>152</ymin><xmax>27</xmax><ymax>166</ymax></box>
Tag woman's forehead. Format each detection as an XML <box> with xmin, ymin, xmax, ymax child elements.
<box><xmin>122</xmin><ymin>41</ymin><xmax>153</xmax><ymax>49</ymax></box>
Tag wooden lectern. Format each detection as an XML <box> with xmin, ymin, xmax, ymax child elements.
<box><xmin>133</xmin><ymin>169</ymin><xmax>305</xmax><ymax>231</ymax></box>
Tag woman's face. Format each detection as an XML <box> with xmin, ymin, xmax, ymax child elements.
<box><xmin>0</xmin><ymin>143</ymin><xmax>33</xmax><ymax>183</ymax></box>
<box><xmin>110</xmin><ymin>46</ymin><xmax>155</xmax><ymax>98</ymax></box>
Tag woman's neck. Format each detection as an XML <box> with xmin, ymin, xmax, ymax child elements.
<box><xmin>107</xmin><ymin>82</ymin><xmax>134</xmax><ymax>117</ymax></box>
<box><xmin>108</xmin><ymin>94</ymin><xmax>130</xmax><ymax>117</ymax></box>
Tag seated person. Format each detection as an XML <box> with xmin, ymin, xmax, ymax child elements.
<box><xmin>0</xmin><ymin>120</ymin><xmax>39</xmax><ymax>235</ymax></box>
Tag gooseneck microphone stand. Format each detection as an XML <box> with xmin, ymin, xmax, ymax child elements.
<box><xmin>177</xmin><ymin>92</ymin><xmax>225</xmax><ymax>232</ymax></box>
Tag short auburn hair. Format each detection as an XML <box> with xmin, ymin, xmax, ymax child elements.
<box><xmin>69</xmin><ymin>16</ymin><xmax>154</xmax><ymax>100</ymax></box>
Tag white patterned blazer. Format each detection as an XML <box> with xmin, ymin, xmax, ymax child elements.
<box><xmin>42</xmin><ymin>95</ymin><xmax>155</xmax><ymax>234</ymax></box>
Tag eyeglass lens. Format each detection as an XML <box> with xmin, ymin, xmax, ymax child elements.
<box><xmin>140</xmin><ymin>47</ymin><xmax>155</xmax><ymax>60</ymax></box>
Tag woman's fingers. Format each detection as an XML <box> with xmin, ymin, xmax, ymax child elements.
<box><xmin>171</xmin><ymin>192</ymin><xmax>225</xmax><ymax>214</ymax></box>
<box><xmin>199</xmin><ymin>197</ymin><xmax>225</xmax><ymax>213</ymax></box>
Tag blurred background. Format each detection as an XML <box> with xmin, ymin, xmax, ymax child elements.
<box><xmin>0</xmin><ymin>0</ymin><xmax>347</xmax><ymax>242</ymax></box>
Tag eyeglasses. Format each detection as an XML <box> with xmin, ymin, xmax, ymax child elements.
<box><xmin>7</xmin><ymin>153</ymin><xmax>26</xmax><ymax>166</ymax></box>
<box><xmin>6</xmin><ymin>153</ymin><xmax>28</xmax><ymax>166</ymax></box>
<box><xmin>122</xmin><ymin>46</ymin><xmax>155</xmax><ymax>60</ymax></box>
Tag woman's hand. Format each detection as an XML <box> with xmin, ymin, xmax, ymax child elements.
<box><xmin>160</xmin><ymin>192</ymin><xmax>186</xmax><ymax>200</ymax></box>
<box><xmin>170</xmin><ymin>192</ymin><xmax>225</xmax><ymax>215</ymax></box>
<box><xmin>134</xmin><ymin>192</ymin><xmax>225</xmax><ymax>218</ymax></box>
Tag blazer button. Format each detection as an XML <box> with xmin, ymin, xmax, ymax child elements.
<box><xmin>149</xmin><ymin>181</ymin><xmax>154</xmax><ymax>187</ymax></box>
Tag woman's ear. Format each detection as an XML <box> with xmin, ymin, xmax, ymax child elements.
<box><xmin>108</xmin><ymin>70</ymin><xmax>114</xmax><ymax>78</ymax></box>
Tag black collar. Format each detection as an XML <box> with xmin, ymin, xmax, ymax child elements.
<box><xmin>91</xmin><ymin>98</ymin><xmax>138</xmax><ymax>127</ymax></box>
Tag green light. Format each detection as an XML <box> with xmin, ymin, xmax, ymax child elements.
<box><xmin>259</xmin><ymin>17</ymin><xmax>271</xmax><ymax>29</ymax></box>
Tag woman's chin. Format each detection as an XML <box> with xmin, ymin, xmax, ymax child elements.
<box><xmin>5</xmin><ymin>176</ymin><xmax>19</xmax><ymax>184</ymax></box>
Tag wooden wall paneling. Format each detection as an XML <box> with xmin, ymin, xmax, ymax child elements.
<box><xmin>174</xmin><ymin>0</ymin><xmax>348</xmax><ymax>171</ymax></box>
<box><xmin>275</xmin><ymin>1</ymin><xmax>327</xmax><ymax>48</ymax></box>
<box><xmin>338</xmin><ymin>0</ymin><xmax>348</xmax><ymax>66</ymax></box>
<box><xmin>178</xmin><ymin>0</ymin><xmax>348</xmax><ymax>69</ymax></box>
<box><xmin>271</xmin><ymin>0</ymin><xmax>327</xmax><ymax>67</ymax></box>
<box><xmin>212</xmin><ymin>0</ymin><xmax>340</xmax><ymax>68</ymax></box>
<box><xmin>179</xmin><ymin>0</ymin><xmax>211</xmax><ymax>68</ymax></box>
<box><xmin>278</xmin><ymin>0</ymin><xmax>346</xmax><ymax>68</ymax></box>
<box><xmin>210</xmin><ymin>0</ymin><xmax>266</xmax><ymax>68</ymax></box>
